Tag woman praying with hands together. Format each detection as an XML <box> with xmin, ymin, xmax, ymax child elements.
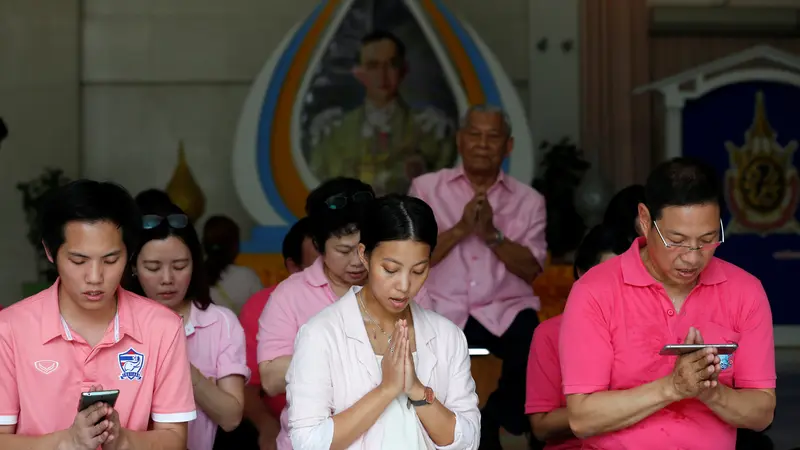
<box><xmin>286</xmin><ymin>194</ymin><xmax>480</xmax><ymax>450</ymax></box>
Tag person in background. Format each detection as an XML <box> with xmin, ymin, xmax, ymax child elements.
<box><xmin>0</xmin><ymin>180</ymin><xmax>196</xmax><ymax>450</ymax></box>
<box><xmin>127</xmin><ymin>202</ymin><xmax>248</xmax><ymax>450</ymax></box>
<box><xmin>526</xmin><ymin>224</ymin><xmax>629</xmax><ymax>450</ymax></box>
<box><xmin>224</xmin><ymin>217</ymin><xmax>318</xmax><ymax>450</ymax></box>
<box><xmin>204</xmin><ymin>215</ymin><xmax>264</xmax><ymax>314</ymax></box>
<box><xmin>409</xmin><ymin>104</ymin><xmax>546</xmax><ymax>449</ymax></box>
<box><xmin>602</xmin><ymin>184</ymin><xmax>646</xmax><ymax>243</ymax></box>
<box><xmin>286</xmin><ymin>195</ymin><xmax>479</xmax><ymax>450</ymax></box>
<box><xmin>257</xmin><ymin>177</ymin><xmax>375</xmax><ymax>450</ymax></box>
<box><xmin>135</xmin><ymin>188</ymin><xmax>174</xmax><ymax>212</ymax></box>
<box><xmin>560</xmin><ymin>157</ymin><xmax>775</xmax><ymax>449</ymax></box>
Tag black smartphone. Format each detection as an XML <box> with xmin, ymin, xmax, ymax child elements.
<box><xmin>78</xmin><ymin>389</ymin><xmax>120</xmax><ymax>412</ymax></box>
<box><xmin>659</xmin><ymin>343</ymin><xmax>738</xmax><ymax>356</ymax></box>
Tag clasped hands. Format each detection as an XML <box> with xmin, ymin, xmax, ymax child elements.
<box><xmin>667</xmin><ymin>327</ymin><xmax>722</xmax><ymax>403</ymax></box>
<box><xmin>456</xmin><ymin>190</ymin><xmax>496</xmax><ymax>242</ymax></box>
<box><xmin>379</xmin><ymin>319</ymin><xmax>425</xmax><ymax>401</ymax></box>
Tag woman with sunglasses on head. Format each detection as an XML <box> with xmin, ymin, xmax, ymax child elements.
<box><xmin>257</xmin><ymin>177</ymin><xmax>377</xmax><ymax>450</ymax></box>
<box><xmin>126</xmin><ymin>202</ymin><xmax>249</xmax><ymax>450</ymax></box>
<box><xmin>286</xmin><ymin>194</ymin><xmax>479</xmax><ymax>450</ymax></box>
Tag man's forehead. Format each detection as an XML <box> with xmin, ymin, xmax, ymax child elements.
<box><xmin>361</xmin><ymin>39</ymin><xmax>398</xmax><ymax>61</ymax></box>
<box><xmin>658</xmin><ymin>205</ymin><xmax>720</xmax><ymax>230</ymax></box>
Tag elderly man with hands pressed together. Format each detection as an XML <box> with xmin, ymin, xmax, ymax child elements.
<box><xmin>409</xmin><ymin>104</ymin><xmax>546</xmax><ymax>449</ymax></box>
<box><xmin>559</xmin><ymin>158</ymin><xmax>776</xmax><ymax>450</ymax></box>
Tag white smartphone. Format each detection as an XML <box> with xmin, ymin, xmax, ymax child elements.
<box><xmin>659</xmin><ymin>344</ymin><xmax>738</xmax><ymax>356</ymax></box>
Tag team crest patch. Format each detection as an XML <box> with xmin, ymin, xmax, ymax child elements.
<box><xmin>118</xmin><ymin>348</ymin><xmax>145</xmax><ymax>381</ymax></box>
<box><xmin>719</xmin><ymin>354</ymin><xmax>733</xmax><ymax>371</ymax></box>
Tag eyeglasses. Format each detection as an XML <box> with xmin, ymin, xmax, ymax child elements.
<box><xmin>143</xmin><ymin>214</ymin><xmax>189</xmax><ymax>230</ymax></box>
<box><xmin>653</xmin><ymin>219</ymin><xmax>725</xmax><ymax>252</ymax></box>
<box><xmin>324</xmin><ymin>191</ymin><xmax>374</xmax><ymax>210</ymax></box>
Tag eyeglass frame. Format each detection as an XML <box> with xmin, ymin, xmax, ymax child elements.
<box><xmin>324</xmin><ymin>191</ymin><xmax>374</xmax><ymax>210</ymax></box>
<box><xmin>142</xmin><ymin>214</ymin><xmax>189</xmax><ymax>230</ymax></box>
<box><xmin>652</xmin><ymin>218</ymin><xmax>725</xmax><ymax>252</ymax></box>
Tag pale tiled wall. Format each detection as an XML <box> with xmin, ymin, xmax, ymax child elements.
<box><xmin>0</xmin><ymin>0</ymin><xmax>80</xmax><ymax>306</ymax></box>
<box><xmin>0</xmin><ymin>0</ymin><xmax>579</xmax><ymax>305</ymax></box>
<box><xmin>80</xmin><ymin>0</ymin><xmax>580</xmax><ymax>232</ymax></box>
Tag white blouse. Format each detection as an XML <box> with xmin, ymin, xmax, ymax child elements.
<box><xmin>375</xmin><ymin>353</ymin><xmax>427</xmax><ymax>450</ymax></box>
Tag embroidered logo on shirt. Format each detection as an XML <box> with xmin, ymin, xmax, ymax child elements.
<box><xmin>719</xmin><ymin>354</ymin><xmax>733</xmax><ymax>371</ymax></box>
<box><xmin>34</xmin><ymin>360</ymin><xmax>59</xmax><ymax>375</ymax></box>
<box><xmin>118</xmin><ymin>348</ymin><xmax>145</xmax><ymax>381</ymax></box>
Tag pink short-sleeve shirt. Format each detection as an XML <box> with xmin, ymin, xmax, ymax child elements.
<box><xmin>0</xmin><ymin>281</ymin><xmax>196</xmax><ymax>436</ymax></box>
<box><xmin>525</xmin><ymin>315</ymin><xmax>580</xmax><ymax>450</ymax></box>
<box><xmin>409</xmin><ymin>166</ymin><xmax>547</xmax><ymax>336</ymax></box>
<box><xmin>559</xmin><ymin>238</ymin><xmax>776</xmax><ymax>450</ymax></box>
<box><xmin>184</xmin><ymin>302</ymin><xmax>250</xmax><ymax>450</ymax></box>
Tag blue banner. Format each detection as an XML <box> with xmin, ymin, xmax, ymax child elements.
<box><xmin>682</xmin><ymin>81</ymin><xmax>800</xmax><ymax>325</ymax></box>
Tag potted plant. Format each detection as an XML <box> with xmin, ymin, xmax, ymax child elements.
<box><xmin>17</xmin><ymin>168</ymin><xmax>71</xmax><ymax>297</ymax></box>
<box><xmin>532</xmin><ymin>138</ymin><xmax>590</xmax><ymax>264</ymax></box>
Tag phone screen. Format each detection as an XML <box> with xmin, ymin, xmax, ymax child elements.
<box><xmin>78</xmin><ymin>390</ymin><xmax>120</xmax><ymax>412</ymax></box>
<box><xmin>659</xmin><ymin>344</ymin><xmax>738</xmax><ymax>356</ymax></box>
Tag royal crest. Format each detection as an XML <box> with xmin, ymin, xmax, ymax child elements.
<box><xmin>118</xmin><ymin>347</ymin><xmax>145</xmax><ymax>381</ymax></box>
<box><xmin>724</xmin><ymin>91</ymin><xmax>800</xmax><ymax>235</ymax></box>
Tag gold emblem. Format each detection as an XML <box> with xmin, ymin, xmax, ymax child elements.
<box><xmin>724</xmin><ymin>91</ymin><xmax>800</xmax><ymax>236</ymax></box>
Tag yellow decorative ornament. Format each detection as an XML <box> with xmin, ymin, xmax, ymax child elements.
<box><xmin>166</xmin><ymin>141</ymin><xmax>206</xmax><ymax>223</ymax></box>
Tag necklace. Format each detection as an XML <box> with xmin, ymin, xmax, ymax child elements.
<box><xmin>358</xmin><ymin>290</ymin><xmax>392</xmax><ymax>346</ymax></box>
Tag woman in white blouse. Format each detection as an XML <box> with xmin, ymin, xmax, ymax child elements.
<box><xmin>286</xmin><ymin>194</ymin><xmax>480</xmax><ymax>450</ymax></box>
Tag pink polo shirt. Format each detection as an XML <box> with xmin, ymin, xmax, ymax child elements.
<box><xmin>0</xmin><ymin>281</ymin><xmax>196</xmax><ymax>437</ymax></box>
<box><xmin>257</xmin><ymin>258</ymin><xmax>433</xmax><ymax>449</ymax></box>
<box><xmin>559</xmin><ymin>238</ymin><xmax>776</xmax><ymax>450</ymax></box>
<box><xmin>525</xmin><ymin>315</ymin><xmax>580</xmax><ymax>450</ymax></box>
<box><xmin>184</xmin><ymin>302</ymin><xmax>250</xmax><ymax>450</ymax></box>
<box><xmin>409</xmin><ymin>166</ymin><xmax>547</xmax><ymax>336</ymax></box>
<box><xmin>257</xmin><ymin>258</ymin><xmax>335</xmax><ymax>450</ymax></box>
<box><xmin>240</xmin><ymin>285</ymin><xmax>286</xmax><ymax>418</ymax></box>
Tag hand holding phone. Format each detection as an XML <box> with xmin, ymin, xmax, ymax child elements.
<box><xmin>65</xmin><ymin>402</ymin><xmax>112</xmax><ymax>450</ymax></box>
<box><xmin>666</xmin><ymin>327</ymin><xmax>722</xmax><ymax>400</ymax></box>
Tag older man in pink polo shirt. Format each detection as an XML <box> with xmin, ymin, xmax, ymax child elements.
<box><xmin>560</xmin><ymin>158</ymin><xmax>776</xmax><ymax>450</ymax></box>
<box><xmin>409</xmin><ymin>104</ymin><xmax>547</xmax><ymax>449</ymax></box>
<box><xmin>0</xmin><ymin>180</ymin><xmax>196</xmax><ymax>450</ymax></box>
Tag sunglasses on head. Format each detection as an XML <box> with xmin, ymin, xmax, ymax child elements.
<box><xmin>142</xmin><ymin>214</ymin><xmax>189</xmax><ymax>230</ymax></box>
<box><xmin>324</xmin><ymin>191</ymin><xmax>374</xmax><ymax>210</ymax></box>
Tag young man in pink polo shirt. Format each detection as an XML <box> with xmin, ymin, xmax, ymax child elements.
<box><xmin>409</xmin><ymin>104</ymin><xmax>547</xmax><ymax>448</ymax></box>
<box><xmin>560</xmin><ymin>158</ymin><xmax>776</xmax><ymax>449</ymax></box>
<box><xmin>0</xmin><ymin>180</ymin><xmax>196</xmax><ymax>450</ymax></box>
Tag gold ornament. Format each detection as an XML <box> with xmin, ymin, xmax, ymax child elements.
<box><xmin>166</xmin><ymin>141</ymin><xmax>206</xmax><ymax>223</ymax></box>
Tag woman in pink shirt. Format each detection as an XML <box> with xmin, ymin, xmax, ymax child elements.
<box><xmin>127</xmin><ymin>202</ymin><xmax>249</xmax><ymax>450</ymax></box>
<box><xmin>257</xmin><ymin>178</ymin><xmax>376</xmax><ymax>449</ymax></box>
<box><xmin>526</xmin><ymin>223</ymin><xmax>629</xmax><ymax>449</ymax></box>
<box><xmin>286</xmin><ymin>195</ymin><xmax>480</xmax><ymax>450</ymax></box>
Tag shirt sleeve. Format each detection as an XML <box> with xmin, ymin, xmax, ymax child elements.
<box><xmin>520</xmin><ymin>194</ymin><xmax>548</xmax><ymax>268</ymax></box>
<box><xmin>151</xmin><ymin>319</ymin><xmax>197</xmax><ymax>423</ymax></box>
<box><xmin>286</xmin><ymin>323</ymin><xmax>335</xmax><ymax>450</ymax></box>
<box><xmin>559</xmin><ymin>281</ymin><xmax>613</xmax><ymax>395</ymax></box>
<box><xmin>434</xmin><ymin>324</ymin><xmax>480</xmax><ymax>450</ymax></box>
<box><xmin>257</xmin><ymin>285</ymin><xmax>297</xmax><ymax>363</ymax></box>
<box><xmin>732</xmin><ymin>281</ymin><xmax>776</xmax><ymax>389</ymax></box>
<box><xmin>526</xmin><ymin>320</ymin><xmax>563</xmax><ymax>414</ymax></box>
<box><xmin>239</xmin><ymin>295</ymin><xmax>264</xmax><ymax>387</ymax></box>
<box><xmin>216</xmin><ymin>308</ymin><xmax>251</xmax><ymax>383</ymax></box>
<box><xmin>0</xmin><ymin>317</ymin><xmax>19</xmax><ymax>426</ymax></box>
